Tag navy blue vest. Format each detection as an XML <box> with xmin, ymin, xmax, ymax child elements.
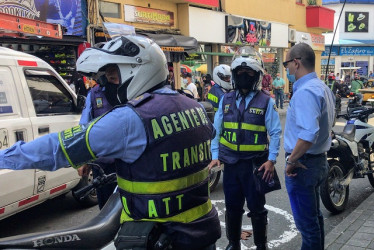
<box><xmin>207</xmin><ymin>84</ymin><xmax>225</xmax><ymax>111</ymax></box>
<box><xmin>90</xmin><ymin>85</ymin><xmax>113</xmax><ymax>118</ymax></box>
<box><xmin>116</xmin><ymin>93</ymin><xmax>215</xmax><ymax>224</ymax></box>
<box><xmin>219</xmin><ymin>91</ymin><xmax>270</xmax><ymax>164</ymax></box>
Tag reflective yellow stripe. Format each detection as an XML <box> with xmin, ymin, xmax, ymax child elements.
<box><xmin>241</xmin><ymin>123</ymin><xmax>266</xmax><ymax>132</ymax></box>
<box><xmin>219</xmin><ymin>137</ymin><xmax>237</xmax><ymax>150</ymax></box>
<box><xmin>214</xmin><ymin>107</ymin><xmax>218</xmax><ymax>111</ymax></box>
<box><xmin>220</xmin><ymin>137</ymin><xmax>266</xmax><ymax>151</ymax></box>
<box><xmin>120</xmin><ymin>200</ymin><xmax>212</xmax><ymax>223</ymax></box>
<box><xmin>58</xmin><ymin>132</ymin><xmax>76</xmax><ymax>168</ymax></box>
<box><xmin>223</xmin><ymin>122</ymin><xmax>239</xmax><ymax>129</ymax></box>
<box><xmin>239</xmin><ymin>144</ymin><xmax>266</xmax><ymax>151</ymax></box>
<box><xmin>117</xmin><ymin>167</ymin><xmax>209</xmax><ymax>194</ymax></box>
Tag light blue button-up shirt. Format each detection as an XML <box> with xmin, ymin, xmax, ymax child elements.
<box><xmin>211</xmin><ymin>90</ymin><xmax>282</xmax><ymax>162</ymax></box>
<box><xmin>284</xmin><ymin>72</ymin><xmax>335</xmax><ymax>154</ymax></box>
<box><xmin>0</xmin><ymin>87</ymin><xmax>178</xmax><ymax>171</ymax></box>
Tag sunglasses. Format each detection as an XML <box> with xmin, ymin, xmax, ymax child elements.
<box><xmin>283</xmin><ymin>57</ymin><xmax>301</xmax><ymax>68</ymax></box>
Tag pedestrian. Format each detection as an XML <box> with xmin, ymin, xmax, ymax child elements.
<box><xmin>183</xmin><ymin>72</ymin><xmax>199</xmax><ymax>99</ymax></box>
<box><xmin>167</xmin><ymin>69</ymin><xmax>175</xmax><ymax>90</ymax></box>
<box><xmin>207</xmin><ymin>64</ymin><xmax>232</xmax><ymax>111</ymax></box>
<box><xmin>261</xmin><ymin>68</ymin><xmax>272</xmax><ymax>92</ymax></box>
<box><xmin>0</xmin><ymin>35</ymin><xmax>221</xmax><ymax>250</ymax></box>
<box><xmin>195</xmin><ymin>80</ymin><xmax>203</xmax><ymax>101</ymax></box>
<box><xmin>208</xmin><ymin>50</ymin><xmax>282</xmax><ymax>250</ymax></box>
<box><xmin>351</xmin><ymin>73</ymin><xmax>364</xmax><ymax>104</ymax></box>
<box><xmin>77</xmin><ymin>64</ymin><xmax>121</xmax><ymax>210</ymax></box>
<box><xmin>283</xmin><ymin>43</ymin><xmax>335</xmax><ymax>250</ymax></box>
<box><xmin>272</xmin><ymin>73</ymin><xmax>285</xmax><ymax>109</ymax></box>
<box><xmin>369</xmin><ymin>71</ymin><xmax>374</xmax><ymax>79</ymax></box>
<box><xmin>335</xmin><ymin>73</ymin><xmax>340</xmax><ymax>83</ymax></box>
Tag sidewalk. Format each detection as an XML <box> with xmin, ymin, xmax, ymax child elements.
<box><xmin>325</xmin><ymin>192</ymin><xmax>374</xmax><ymax>249</ymax></box>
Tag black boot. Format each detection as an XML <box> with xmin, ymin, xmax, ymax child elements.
<box><xmin>225</xmin><ymin>212</ymin><xmax>243</xmax><ymax>250</ymax></box>
<box><xmin>251</xmin><ymin>214</ymin><xmax>268</xmax><ymax>250</ymax></box>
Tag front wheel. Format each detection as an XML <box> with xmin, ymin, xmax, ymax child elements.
<box><xmin>320</xmin><ymin>161</ymin><xmax>349</xmax><ymax>214</ymax></box>
<box><xmin>209</xmin><ymin>169</ymin><xmax>221</xmax><ymax>192</ymax></box>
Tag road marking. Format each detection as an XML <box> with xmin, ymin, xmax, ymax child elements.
<box><xmin>211</xmin><ymin>200</ymin><xmax>298</xmax><ymax>249</ymax></box>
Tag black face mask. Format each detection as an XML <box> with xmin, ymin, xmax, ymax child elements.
<box><xmin>235</xmin><ymin>74</ymin><xmax>256</xmax><ymax>90</ymax></box>
<box><xmin>104</xmin><ymin>82</ymin><xmax>121</xmax><ymax>106</ymax></box>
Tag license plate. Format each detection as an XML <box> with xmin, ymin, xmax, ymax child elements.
<box><xmin>0</xmin><ymin>128</ymin><xmax>9</xmax><ymax>149</ymax></box>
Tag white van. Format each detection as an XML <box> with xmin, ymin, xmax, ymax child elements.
<box><xmin>0</xmin><ymin>47</ymin><xmax>96</xmax><ymax>220</ymax></box>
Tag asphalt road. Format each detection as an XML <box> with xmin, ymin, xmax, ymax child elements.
<box><xmin>0</xmin><ymin>100</ymin><xmax>374</xmax><ymax>250</ymax></box>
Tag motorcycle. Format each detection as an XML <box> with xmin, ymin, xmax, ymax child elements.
<box><xmin>321</xmin><ymin>107</ymin><xmax>374</xmax><ymax>213</ymax></box>
<box><xmin>0</xmin><ymin>164</ymin><xmax>121</xmax><ymax>249</ymax></box>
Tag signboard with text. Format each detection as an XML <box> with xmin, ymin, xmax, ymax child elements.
<box><xmin>124</xmin><ymin>5</ymin><xmax>174</xmax><ymax>26</ymax></box>
<box><xmin>295</xmin><ymin>32</ymin><xmax>325</xmax><ymax>51</ymax></box>
<box><xmin>340</xmin><ymin>46</ymin><xmax>374</xmax><ymax>56</ymax></box>
<box><xmin>0</xmin><ymin>0</ymin><xmax>86</xmax><ymax>36</ymax></box>
<box><xmin>345</xmin><ymin>11</ymin><xmax>369</xmax><ymax>33</ymax></box>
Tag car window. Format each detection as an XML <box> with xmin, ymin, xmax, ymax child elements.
<box><xmin>25</xmin><ymin>69</ymin><xmax>74</xmax><ymax>115</ymax></box>
<box><xmin>0</xmin><ymin>66</ymin><xmax>17</xmax><ymax>116</ymax></box>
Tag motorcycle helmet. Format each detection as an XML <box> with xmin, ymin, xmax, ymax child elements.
<box><xmin>213</xmin><ymin>64</ymin><xmax>232</xmax><ymax>91</ymax></box>
<box><xmin>231</xmin><ymin>46</ymin><xmax>264</xmax><ymax>91</ymax></box>
<box><xmin>76</xmin><ymin>35</ymin><xmax>168</xmax><ymax>102</ymax></box>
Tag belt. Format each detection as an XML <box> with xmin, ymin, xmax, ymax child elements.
<box><xmin>285</xmin><ymin>152</ymin><xmax>326</xmax><ymax>160</ymax></box>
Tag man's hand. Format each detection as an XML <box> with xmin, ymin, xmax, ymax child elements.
<box><xmin>258</xmin><ymin>160</ymin><xmax>274</xmax><ymax>182</ymax></box>
<box><xmin>208</xmin><ymin>159</ymin><xmax>221</xmax><ymax>170</ymax></box>
<box><xmin>285</xmin><ymin>161</ymin><xmax>307</xmax><ymax>177</ymax></box>
<box><xmin>77</xmin><ymin>164</ymin><xmax>92</xmax><ymax>177</ymax></box>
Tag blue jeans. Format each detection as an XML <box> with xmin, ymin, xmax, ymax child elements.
<box><xmin>274</xmin><ymin>89</ymin><xmax>284</xmax><ymax>109</ymax></box>
<box><xmin>285</xmin><ymin>154</ymin><xmax>328</xmax><ymax>250</ymax></box>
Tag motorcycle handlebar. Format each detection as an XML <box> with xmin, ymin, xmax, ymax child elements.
<box><xmin>73</xmin><ymin>172</ymin><xmax>117</xmax><ymax>200</ymax></box>
<box><xmin>340</xmin><ymin>107</ymin><xmax>374</xmax><ymax>121</ymax></box>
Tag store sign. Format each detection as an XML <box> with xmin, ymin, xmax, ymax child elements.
<box><xmin>340</xmin><ymin>46</ymin><xmax>374</xmax><ymax>56</ymax></box>
<box><xmin>322</xmin><ymin>46</ymin><xmax>339</xmax><ymax>56</ymax></box>
<box><xmin>345</xmin><ymin>12</ymin><xmax>369</xmax><ymax>33</ymax></box>
<box><xmin>262</xmin><ymin>53</ymin><xmax>275</xmax><ymax>63</ymax></box>
<box><xmin>226</xmin><ymin>15</ymin><xmax>271</xmax><ymax>47</ymax></box>
<box><xmin>161</xmin><ymin>47</ymin><xmax>184</xmax><ymax>52</ymax></box>
<box><xmin>124</xmin><ymin>5</ymin><xmax>174</xmax><ymax>26</ymax></box>
<box><xmin>185</xmin><ymin>0</ymin><xmax>219</xmax><ymax>7</ymax></box>
<box><xmin>295</xmin><ymin>32</ymin><xmax>325</xmax><ymax>51</ymax></box>
<box><xmin>0</xmin><ymin>0</ymin><xmax>85</xmax><ymax>36</ymax></box>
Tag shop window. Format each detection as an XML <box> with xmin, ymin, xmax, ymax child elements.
<box><xmin>100</xmin><ymin>1</ymin><xmax>121</xmax><ymax>18</ymax></box>
<box><xmin>25</xmin><ymin>69</ymin><xmax>74</xmax><ymax>115</ymax></box>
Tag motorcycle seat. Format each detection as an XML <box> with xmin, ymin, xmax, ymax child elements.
<box><xmin>341</xmin><ymin>124</ymin><xmax>356</xmax><ymax>141</ymax></box>
<box><xmin>0</xmin><ymin>192</ymin><xmax>122</xmax><ymax>249</ymax></box>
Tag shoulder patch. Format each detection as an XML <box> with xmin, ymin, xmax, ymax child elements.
<box><xmin>273</xmin><ymin>104</ymin><xmax>278</xmax><ymax>112</ymax></box>
<box><xmin>127</xmin><ymin>93</ymin><xmax>153</xmax><ymax>107</ymax></box>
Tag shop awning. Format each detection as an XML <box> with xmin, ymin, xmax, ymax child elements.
<box><xmin>137</xmin><ymin>33</ymin><xmax>198</xmax><ymax>52</ymax></box>
<box><xmin>338</xmin><ymin>39</ymin><xmax>374</xmax><ymax>45</ymax></box>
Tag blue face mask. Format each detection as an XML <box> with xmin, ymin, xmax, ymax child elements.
<box><xmin>287</xmin><ymin>68</ymin><xmax>296</xmax><ymax>83</ymax></box>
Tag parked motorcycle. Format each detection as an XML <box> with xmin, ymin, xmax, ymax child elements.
<box><xmin>321</xmin><ymin>107</ymin><xmax>374</xmax><ymax>213</ymax></box>
<box><xmin>0</xmin><ymin>164</ymin><xmax>121</xmax><ymax>249</ymax></box>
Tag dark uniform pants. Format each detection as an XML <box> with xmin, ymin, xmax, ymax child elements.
<box><xmin>223</xmin><ymin>159</ymin><xmax>266</xmax><ymax>215</ymax></box>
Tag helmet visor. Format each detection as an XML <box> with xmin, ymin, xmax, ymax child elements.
<box><xmin>218</xmin><ymin>72</ymin><xmax>231</xmax><ymax>82</ymax></box>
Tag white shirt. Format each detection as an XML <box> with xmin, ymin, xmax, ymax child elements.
<box><xmin>186</xmin><ymin>82</ymin><xmax>199</xmax><ymax>99</ymax></box>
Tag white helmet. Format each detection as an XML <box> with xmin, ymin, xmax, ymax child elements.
<box><xmin>213</xmin><ymin>64</ymin><xmax>232</xmax><ymax>91</ymax></box>
<box><xmin>231</xmin><ymin>47</ymin><xmax>264</xmax><ymax>91</ymax></box>
<box><xmin>76</xmin><ymin>35</ymin><xmax>168</xmax><ymax>102</ymax></box>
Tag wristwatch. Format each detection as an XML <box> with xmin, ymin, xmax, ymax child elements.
<box><xmin>285</xmin><ymin>155</ymin><xmax>296</xmax><ymax>166</ymax></box>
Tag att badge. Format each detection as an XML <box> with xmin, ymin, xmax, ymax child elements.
<box><xmin>224</xmin><ymin>104</ymin><xmax>230</xmax><ymax>113</ymax></box>
<box><xmin>273</xmin><ymin>104</ymin><xmax>278</xmax><ymax>112</ymax></box>
<box><xmin>96</xmin><ymin>98</ymin><xmax>103</xmax><ymax>108</ymax></box>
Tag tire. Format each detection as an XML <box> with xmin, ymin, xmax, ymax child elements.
<box><xmin>72</xmin><ymin>170</ymin><xmax>98</xmax><ymax>207</ymax></box>
<box><xmin>209</xmin><ymin>169</ymin><xmax>221</xmax><ymax>192</ymax></box>
<box><xmin>320</xmin><ymin>161</ymin><xmax>349</xmax><ymax>214</ymax></box>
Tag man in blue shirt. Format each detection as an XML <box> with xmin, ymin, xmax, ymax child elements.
<box><xmin>0</xmin><ymin>35</ymin><xmax>220</xmax><ymax>250</ymax></box>
<box><xmin>272</xmin><ymin>73</ymin><xmax>285</xmax><ymax>109</ymax></box>
<box><xmin>209</xmin><ymin>50</ymin><xmax>281</xmax><ymax>250</ymax></box>
<box><xmin>283</xmin><ymin>43</ymin><xmax>335</xmax><ymax>250</ymax></box>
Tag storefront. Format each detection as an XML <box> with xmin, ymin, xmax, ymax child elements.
<box><xmin>0</xmin><ymin>0</ymin><xmax>88</xmax><ymax>85</ymax></box>
<box><xmin>323</xmin><ymin>1</ymin><xmax>374</xmax><ymax>78</ymax></box>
